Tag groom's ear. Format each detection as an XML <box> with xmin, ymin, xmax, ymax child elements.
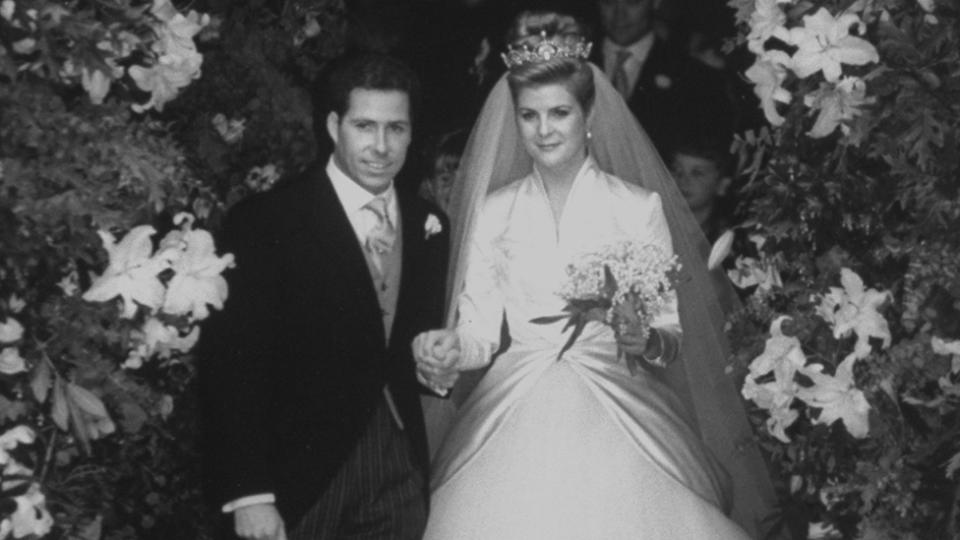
<box><xmin>326</xmin><ymin>111</ymin><xmax>341</xmax><ymax>144</ymax></box>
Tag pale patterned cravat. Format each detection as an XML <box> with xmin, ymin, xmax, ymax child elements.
<box><xmin>612</xmin><ymin>48</ymin><xmax>632</xmax><ymax>97</ymax></box>
<box><xmin>363</xmin><ymin>195</ymin><xmax>396</xmax><ymax>275</ymax></box>
<box><xmin>362</xmin><ymin>195</ymin><xmax>406</xmax><ymax>431</ymax></box>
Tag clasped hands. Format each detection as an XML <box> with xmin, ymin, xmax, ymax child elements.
<box><xmin>412</xmin><ymin>329</ymin><xmax>461</xmax><ymax>394</ymax></box>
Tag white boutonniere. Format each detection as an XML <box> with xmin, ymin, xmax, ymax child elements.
<box><xmin>424</xmin><ymin>214</ymin><xmax>442</xmax><ymax>239</ymax></box>
<box><xmin>654</xmin><ymin>74</ymin><xmax>673</xmax><ymax>89</ymax></box>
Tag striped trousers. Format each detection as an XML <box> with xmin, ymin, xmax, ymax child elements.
<box><xmin>290</xmin><ymin>399</ymin><xmax>426</xmax><ymax>540</ymax></box>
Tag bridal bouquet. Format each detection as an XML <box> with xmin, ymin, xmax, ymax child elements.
<box><xmin>533</xmin><ymin>241</ymin><xmax>681</xmax><ymax>365</ymax></box>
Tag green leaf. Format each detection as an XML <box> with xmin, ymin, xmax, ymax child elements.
<box><xmin>602</xmin><ymin>265</ymin><xmax>618</xmax><ymax>300</ymax></box>
<box><xmin>30</xmin><ymin>358</ymin><xmax>52</xmax><ymax>404</ymax></box>
<box><xmin>66</xmin><ymin>382</ymin><xmax>109</xmax><ymax>417</ymax></box>
<box><xmin>51</xmin><ymin>378</ymin><xmax>69</xmax><ymax>431</ymax></box>
<box><xmin>0</xmin><ymin>394</ymin><xmax>29</xmax><ymax>422</ymax></box>
<box><xmin>66</xmin><ymin>386</ymin><xmax>92</xmax><ymax>455</ymax></box>
<box><xmin>567</xmin><ymin>297</ymin><xmax>611</xmax><ymax>312</ymax></box>
<box><xmin>74</xmin><ymin>515</ymin><xmax>103</xmax><ymax>540</ymax></box>
<box><xmin>117</xmin><ymin>399</ymin><xmax>147</xmax><ymax>434</ymax></box>
<box><xmin>556</xmin><ymin>312</ymin><xmax>589</xmax><ymax>360</ymax></box>
<box><xmin>530</xmin><ymin>314</ymin><xmax>568</xmax><ymax>325</ymax></box>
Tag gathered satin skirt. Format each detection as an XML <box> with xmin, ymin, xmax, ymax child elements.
<box><xmin>423</xmin><ymin>339</ymin><xmax>752</xmax><ymax>540</ymax></box>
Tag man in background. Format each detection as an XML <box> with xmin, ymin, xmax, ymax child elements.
<box><xmin>593</xmin><ymin>0</ymin><xmax>735</xmax><ymax>156</ymax></box>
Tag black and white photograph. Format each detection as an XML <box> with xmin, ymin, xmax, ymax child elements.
<box><xmin>0</xmin><ymin>0</ymin><xmax>958</xmax><ymax>538</ymax></box>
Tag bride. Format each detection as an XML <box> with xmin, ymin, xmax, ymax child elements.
<box><xmin>414</xmin><ymin>12</ymin><xmax>777</xmax><ymax>539</ymax></box>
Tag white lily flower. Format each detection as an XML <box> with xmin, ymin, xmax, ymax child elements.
<box><xmin>932</xmin><ymin>337</ymin><xmax>960</xmax><ymax>393</ymax></box>
<box><xmin>707</xmin><ymin>229</ymin><xmax>734</xmax><ymax>270</ymax></box>
<box><xmin>815</xmin><ymin>268</ymin><xmax>891</xmax><ymax>363</ymax></box>
<box><xmin>946</xmin><ymin>451</ymin><xmax>960</xmax><ymax>479</ymax></box>
<box><xmin>809</xmin><ymin>521</ymin><xmax>840</xmax><ymax>539</ymax></box>
<box><xmin>745</xmin><ymin>50</ymin><xmax>793</xmax><ymax>126</ymax></box>
<box><xmin>796</xmin><ymin>358</ymin><xmax>871</xmax><ymax>438</ymax></box>
<box><xmin>163</xmin><ymin>228</ymin><xmax>235</xmax><ymax>320</ymax></box>
<box><xmin>139</xmin><ymin>317</ymin><xmax>200</xmax><ymax>359</ymax></box>
<box><xmin>0</xmin><ymin>317</ymin><xmax>23</xmax><ymax>343</ymax></box>
<box><xmin>749</xmin><ymin>317</ymin><xmax>807</xmax><ymax>379</ymax></box>
<box><xmin>787</xmin><ymin>8</ymin><xmax>879</xmax><ymax>82</ymax></box>
<box><xmin>1</xmin><ymin>459</ymin><xmax>33</xmax><ymax>492</ymax></box>
<box><xmin>742</xmin><ymin>375</ymin><xmax>799</xmax><ymax>442</ymax></box>
<box><xmin>746</xmin><ymin>0</ymin><xmax>792</xmax><ymax>54</ymax></box>
<box><xmin>83</xmin><ymin>226</ymin><xmax>168</xmax><ymax>318</ymax></box>
<box><xmin>803</xmin><ymin>76</ymin><xmax>873</xmax><ymax>138</ymax></box>
<box><xmin>212</xmin><ymin>113</ymin><xmax>246</xmax><ymax>144</ymax></box>
<box><xmin>7</xmin><ymin>294</ymin><xmax>25</xmax><ymax>313</ymax></box>
<box><xmin>932</xmin><ymin>336</ymin><xmax>960</xmax><ymax>373</ymax></box>
<box><xmin>129</xmin><ymin>51</ymin><xmax>203</xmax><ymax>112</ymax></box>
<box><xmin>0</xmin><ymin>425</ymin><xmax>35</xmax><ymax>469</ymax></box>
<box><xmin>424</xmin><ymin>214</ymin><xmax>443</xmax><ymax>239</ymax></box>
<box><xmin>11</xmin><ymin>37</ymin><xmax>35</xmax><ymax>54</ymax></box>
<box><xmin>57</xmin><ymin>269</ymin><xmax>79</xmax><ymax>296</ymax></box>
<box><xmin>742</xmin><ymin>317</ymin><xmax>806</xmax><ymax>442</ymax></box>
<box><xmin>81</xmin><ymin>66</ymin><xmax>111</xmax><ymax>105</ymax></box>
<box><xmin>129</xmin><ymin>2</ymin><xmax>207</xmax><ymax>113</ymax></box>
<box><xmin>0</xmin><ymin>0</ymin><xmax>14</xmax><ymax>21</ymax></box>
<box><xmin>0</xmin><ymin>347</ymin><xmax>26</xmax><ymax>375</ymax></box>
<box><xmin>728</xmin><ymin>255</ymin><xmax>783</xmax><ymax>292</ymax></box>
<box><xmin>10</xmin><ymin>484</ymin><xmax>53</xmax><ymax>538</ymax></box>
<box><xmin>244</xmin><ymin>164</ymin><xmax>282</xmax><ymax>192</ymax></box>
<box><xmin>159</xmin><ymin>394</ymin><xmax>175</xmax><ymax>419</ymax></box>
<box><xmin>0</xmin><ymin>425</ymin><xmax>34</xmax><ymax>451</ymax></box>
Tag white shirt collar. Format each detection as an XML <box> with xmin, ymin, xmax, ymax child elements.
<box><xmin>326</xmin><ymin>157</ymin><xmax>398</xmax><ymax>240</ymax></box>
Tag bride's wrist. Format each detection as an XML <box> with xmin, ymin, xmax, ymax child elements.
<box><xmin>641</xmin><ymin>330</ymin><xmax>666</xmax><ymax>366</ymax></box>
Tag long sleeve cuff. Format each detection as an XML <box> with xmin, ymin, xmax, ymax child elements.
<box><xmin>455</xmin><ymin>328</ymin><xmax>496</xmax><ymax>371</ymax></box>
<box><xmin>222</xmin><ymin>493</ymin><xmax>276</xmax><ymax>513</ymax></box>
<box><xmin>643</xmin><ymin>327</ymin><xmax>681</xmax><ymax>367</ymax></box>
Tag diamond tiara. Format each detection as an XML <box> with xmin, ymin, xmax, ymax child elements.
<box><xmin>501</xmin><ymin>31</ymin><xmax>593</xmax><ymax>68</ymax></box>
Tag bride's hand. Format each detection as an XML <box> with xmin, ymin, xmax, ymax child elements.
<box><xmin>413</xmin><ymin>329</ymin><xmax>461</xmax><ymax>392</ymax></box>
<box><xmin>613</xmin><ymin>303</ymin><xmax>662</xmax><ymax>360</ymax></box>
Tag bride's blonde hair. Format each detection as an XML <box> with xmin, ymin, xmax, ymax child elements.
<box><xmin>505</xmin><ymin>11</ymin><xmax>595</xmax><ymax>113</ymax></box>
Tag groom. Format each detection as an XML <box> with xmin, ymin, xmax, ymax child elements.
<box><xmin>200</xmin><ymin>53</ymin><xmax>450</xmax><ymax>540</ymax></box>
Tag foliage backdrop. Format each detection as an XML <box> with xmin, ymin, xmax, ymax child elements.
<box><xmin>0</xmin><ymin>0</ymin><xmax>346</xmax><ymax>538</ymax></box>
<box><xmin>724</xmin><ymin>0</ymin><xmax>960</xmax><ymax>537</ymax></box>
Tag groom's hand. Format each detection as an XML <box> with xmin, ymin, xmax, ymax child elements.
<box><xmin>234</xmin><ymin>503</ymin><xmax>287</xmax><ymax>540</ymax></box>
<box><xmin>413</xmin><ymin>330</ymin><xmax>461</xmax><ymax>392</ymax></box>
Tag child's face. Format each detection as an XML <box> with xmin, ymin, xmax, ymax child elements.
<box><xmin>670</xmin><ymin>153</ymin><xmax>730</xmax><ymax>212</ymax></box>
<box><xmin>427</xmin><ymin>154</ymin><xmax>459</xmax><ymax>210</ymax></box>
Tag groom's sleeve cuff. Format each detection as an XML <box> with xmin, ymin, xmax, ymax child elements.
<box><xmin>222</xmin><ymin>493</ymin><xmax>276</xmax><ymax>513</ymax></box>
<box><xmin>429</xmin><ymin>383</ymin><xmax>451</xmax><ymax>398</ymax></box>
<box><xmin>417</xmin><ymin>372</ymin><xmax>452</xmax><ymax>398</ymax></box>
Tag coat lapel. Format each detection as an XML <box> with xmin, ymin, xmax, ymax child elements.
<box><xmin>307</xmin><ymin>168</ymin><xmax>386</xmax><ymax>346</ymax></box>
<box><xmin>390</xmin><ymin>189</ymin><xmax>423</xmax><ymax>347</ymax></box>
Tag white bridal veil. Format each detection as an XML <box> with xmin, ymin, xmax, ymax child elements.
<box><xmin>441</xmin><ymin>63</ymin><xmax>779</xmax><ymax>536</ymax></box>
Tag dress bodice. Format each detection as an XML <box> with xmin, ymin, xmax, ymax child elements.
<box><xmin>455</xmin><ymin>157</ymin><xmax>680</xmax><ymax>366</ymax></box>
<box><xmin>426</xmin><ymin>158</ymin><xmax>743</xmax><ymax>539</ymax></box>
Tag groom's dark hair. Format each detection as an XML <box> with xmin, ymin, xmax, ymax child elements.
<box><xmin>321</xmin><ymin>52</ymin><xmax>422</xmax><ymax>125</ymax></box>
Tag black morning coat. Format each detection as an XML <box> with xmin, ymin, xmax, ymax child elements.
<box><xmin>199</xmin><ymin>162</ymin><xmax>450</xmax><ymax>526</ymax></box>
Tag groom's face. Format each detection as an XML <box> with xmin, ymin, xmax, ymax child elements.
<box><xmin>327</xmin><ymin>88</ymin><xmax>412</xmax><ymax>194</ymax></box>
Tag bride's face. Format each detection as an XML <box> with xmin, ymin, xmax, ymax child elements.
<box><xmin>515</xmin><ymin>83</ymin><xmax>588</xmax><ymax>174</ymax></box>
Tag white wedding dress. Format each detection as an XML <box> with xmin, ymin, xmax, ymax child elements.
<box><xmin>423</xmin><ymin>157</ymin><xmax>752</xmax><ymax>540</ymax></box>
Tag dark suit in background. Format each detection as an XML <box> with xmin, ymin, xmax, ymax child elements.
<box><xmin>591</xmin><ymin>36</ymin><xmax>735</xmax><ymax>158</ymax></box>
